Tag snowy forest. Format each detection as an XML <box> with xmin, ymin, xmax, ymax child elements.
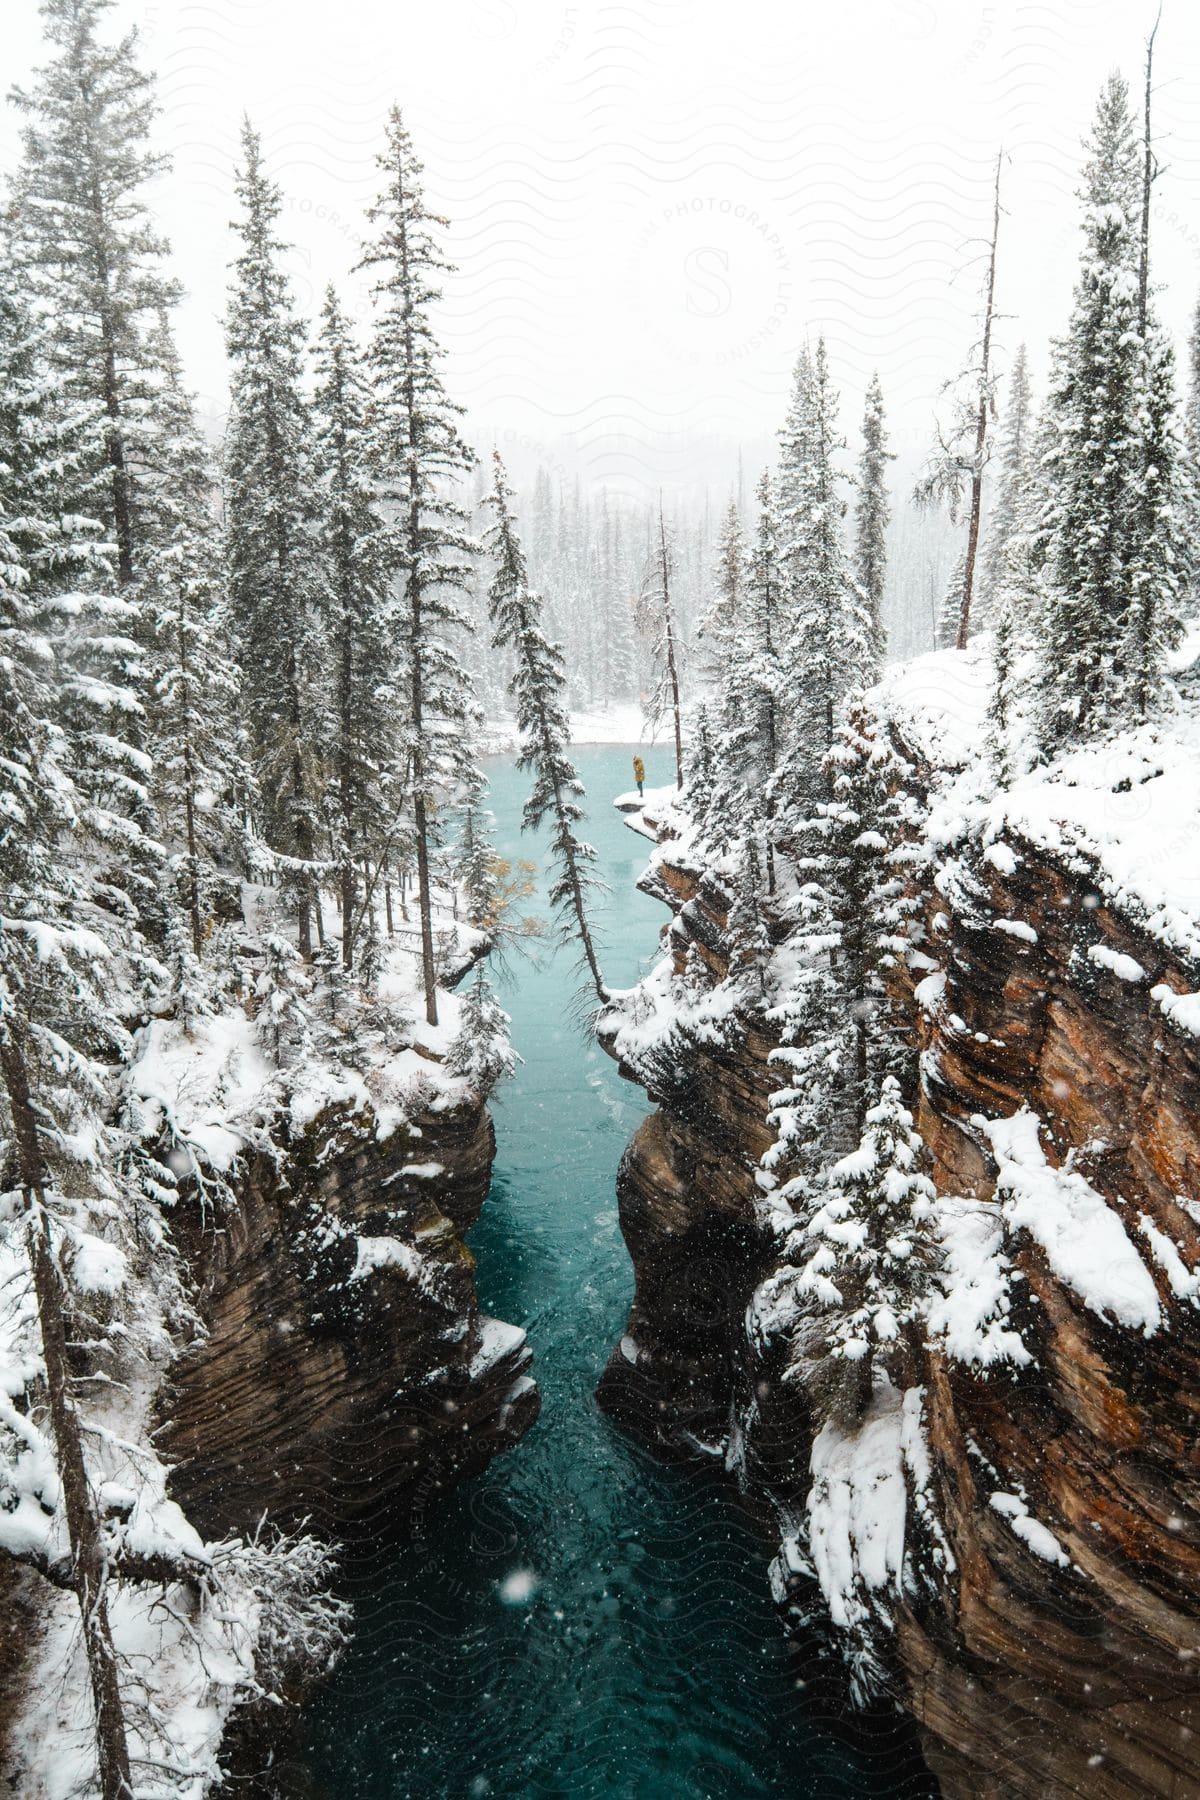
<box><xmin>3</xmin><ymin>0</ymin><xmax>1200</xmax><ymax>1795</ymax></box>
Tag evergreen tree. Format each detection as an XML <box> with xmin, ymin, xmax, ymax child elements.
<box><xmin>698</xmin><ymin>494</ymin><xmax>744</xmax><ymax>681</ymax></box>
<box><xmin>726</xmin><ymin>823</ymin><xmax>772</xmax><ymax>997</ymax></box>
<box><xmin>977</xmin><ymin>345</ymin><xmax>1032</xmax><ymax>626</ymax></box>
<box><xmin>485</xmin><ymin>452</ymin><xmax>607</xmax><ymax>1004</ymax></box>
<box><xmin>765</xmin><ymin>702</ymin><xmax>920</xmax><ymax>1193</ymax></box>
<box><xmin>854</xmin><ymin>372</ymin><xmax>892</xmax><ymax>663</ymax></box>
<box><xmin>0</xmin><ymin>265</ymin><xmax>142</xmax><ymax>910</ymax></box>
<box><xmin>9</xmin><ymin>0</ymin><xmax>181</xmax><ymax>590</ymax></box>
<box><xmin>446</xmin><ymin>965</ymin><xmax>516</xmax><ymax>1097</ymax></box>
<box><xmin>763</xmin><ymin>868</ymin><xmax>850</xmax><ymax>1190</ymax></box>
<box><xmin>253</xmin><ymin>932</ymin><xmax>313</xmax><ymax>1065</ymax></box>
<box><xmin>1122</xmin><ymin>318</ymin><xmax>1186</xmax><ymax>721</ymax></box>
<box><xmin>141</xmin><ymin>318</ymin><xmax>247</xmax><ymax>958</ymax></box>
<box><xmin>0</xmin><ymin>261</ymin><xmax>105</xmax><ymax>604</ymax></box>
<box><xmin>225</xmin><ymin>118</ymin><xmax>324</xmax><ymax>955</ymax></box>
<box><xmin>8</xmin><ymin>0</ymin><xmax>188</xmax><ymax>941</ymax></box>
<box><xmin>705</xmin><ymin>471</ymin><xmax>787</xmax><ymax>879</ymax></box>
<box><xmin>310</xmin><ymin>285</ymin><xmax>395</xmax><ymax>969</ymax></box>
<box><xmin>776</xmin><ymin>340</ymin><xmax>875</xmax><ymax>804</ymax></box>
<box><xmin>985</xmin><ymin>600</ymin><xmax>1020</xmax><ymax>785</ymax></box>
<box><xmin>0</xmin><ymin>379</ymin><xmax>143</xmax><ymax>1788</ymax></box>
<box><xmin>1036</xmin><ymin>74</ymin><xmax>1184</xmax><ymax>744</ymax></box>
<box><xmin>684</xmin><ymin>702</ymin><xmax>717</xmax><ymax>829</ymax></box>
<box><xmin>793</xmin><ymin>1075</ymin><xmax>936</xmax><ymax>1424</ymax></box>
<box><xmin>1184</xmin><ymin>293</ymin><xmax>1200</xmax><ymax>612</ymax></box>
<box><xmin>936</xmin><ymin>552</ymin><xmax>967</xmax><ymax>651</ymax></box>
<box><xmin>357</xmin><ymin>107</ymin><xmax>481</xmax><ymax>1027</ymax></box>
<box><xmin>456</xmin><ymin>797</ymin><xmax>502</xmax><ymax>932</ymax></box>
<box><xmin>637</xmin><ymin>499</ymin><xmax>685</xmax><ymax>788</ymax></box>
<box><xmin>824</xmin><ymin>702</ymin><xmax>921</xmax><ymax>1106</ymax></box>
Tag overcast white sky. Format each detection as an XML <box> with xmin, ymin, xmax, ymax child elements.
<box><xmin>4</xmin><ymin>0</ymin><xmax>1196</xmax><ymax>502</ymax></box>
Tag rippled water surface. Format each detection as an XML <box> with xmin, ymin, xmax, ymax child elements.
<box><xmin>302</xmin><ymin>746</ymin><xmax>933</xmax><ymax>1799</ymax></box>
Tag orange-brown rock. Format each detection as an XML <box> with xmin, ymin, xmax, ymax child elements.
<box><xmin>601</xmin><ymin>803</ymin><xmax>1200</xmax><ymax>1799</ymax></box>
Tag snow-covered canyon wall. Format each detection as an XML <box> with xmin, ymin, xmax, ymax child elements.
<box><xmin>159</xmin><ymin>1089</ymin><xmax>536</xmax><ymax>1541</ymax></box>
<box><xmin>0</xmin><ymin>959</ymin><xmax>537</xmax><ymax>1795</ymax></box>
<box><xmin>598</xmin><ymin>655</ymin><xmax>1200</xmax><ymax>1799</ymax></box>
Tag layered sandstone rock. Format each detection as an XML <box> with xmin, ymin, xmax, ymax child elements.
<box><xmin>600</xmin><ymin>797</ymin><xmax>1200</xmax><ymax>1799</ymax></box>
<box><xmin>158</xmin><ymin>1093</ymin><xmax>539</xmax><ymax>1539</ymax></box>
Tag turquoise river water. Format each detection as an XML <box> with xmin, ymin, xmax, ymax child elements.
<box><xmin>301</xmin><ymin>746</ymin><xmax>934</xmax><ymax>1799</ymax></box>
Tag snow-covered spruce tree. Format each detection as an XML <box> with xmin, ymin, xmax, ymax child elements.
<box><xmin>776</xmin><ymin>342</ymin><xmax>875</xmax><ymax>812</ymax></box>
<box><xmin>1122</xmin><ymin>317</ymin><xmax>1186</xmax><ymax>722</ymax></box>
<box><xmin>456</xmin><ymin>793</ymin><xmax>503</xmax><ymax>933</ymax></box>
<box><xmin>357</xmin><ymin>108</ymin><xmax>481</xmax><ymax>1028</ymax></box>
<box><xmin>225</xmin><ymin>118</ymin><xmax>324</xmax><ymax>957</ymax></box>
<box><xmin>0</xmin><ymin>258</ymin><xmax>106</xmax><ymax>603</ymax></box>
<box><xmin>913</xmin><ymin>151</ymin><xmax>1003</xmax><ymax>648</ymax></box>
<box><xmin>310</xmin><ymin>284</ymin><xmax>395</xmax><ymax>970</ymax></box>
<box><xmin>446</xmin><ymin>965</ymin><xmax>516</xmax><ymax>1097</ymax></box>
<box><xmin>8</xmin><ymin>0</ymin><xmax>185</xmax><ymax>939</ymax></box>
<box><xmin>1036</xmin><ymin>74</ymin><xmax>1184</xmax><ymax>745</ymax></box>
<box><xmin>141</xmin><ymin>318</ymin><xmax>248</xmax><ymax>960</ymax></box>
<box><xmin>742</xmin><ymin>469</ymin><xmax>786</xmax><ymax>791</ymax></box>
<box><xmin>1184</xmin><ymin>293</ymin><xmax>1200</xmax><ymax>613</ymax></box>
<box><xmin>704</xmin><ymin>470</ymin><xmax>787</xmax><ymax>880</ymax></box>
<box><xmin>697</xmin><ymin>493</ymin><xmax>744</xmax><ymax>683</ymax></box>
<box><xmin>764</xmin><ymin>701</ymin><xmax>921</xmax><ymax>1198</ymax></box>
<box><xmin>824</xmin><ymin>700</ymin><xmax>922</xmax><ymax>1104</ymax></box>
<box><xmin>726</xmin><ymin>823</ymin><xmax>772</xmax><ymax>999</ymax></box>
<box><xmin>637</xmin><ymin>499</ymin><xmax>686</xmax><ymax>789</ymax></box>
<box><xmin>253</xmin><ymin>932</ymin><xmax>313</xmax><ymax>1066</ymax></box>
<box><xmin>984</xmin><ymin>397</ymin><xmax>1054</xmax><ymax>780</ymax></box>
<box><xmin>793</xmin><ymin>1075</ymin><xmax>936</xmax><ymax>1425</ymax></box>
<box><xmin>683</xmin><ymin>702</ymin><xmax>717</xmax><ymax>830</ymax></box>
<box><xmin>9</xmin><ymin>0</ymin><xmax>181</xmax><ymax>591</ymax></box>
<box><xmin>762</xmin><ymin>866</ymin><xmax>852</xmax><ymax>1193</ymax></box>
<box><xmin>935</xmin><ymin>552</ymin><xmax>967</xmax><ymax>652</ymax></box>
<box><xmin>356</xmin><ymin>116</ymin><xmax>482</xmax><ymax>1029</ymax></box>
<box><xmin>985</xmin><ymin>599</ymin><xmax>1020</xmax><ymax>785</ymax></box>
<box><xmin>485</xmin><ymin>452</ymin><xmax>607</xmax><ymax>1005</ymax></box>
<box><xmin>0</xmin><ymin>265</ymin><xmax>142</xmax><ymax>901</ymax></box>
<box><xmin>854</xmin><ymin>372</ymin><xmax>892</xmax><ymax>664</ymax></box>
<box><xmin>977</xmin><ymin>344</ymin><xmax>1032</xmax><ymax>627</ymax></box>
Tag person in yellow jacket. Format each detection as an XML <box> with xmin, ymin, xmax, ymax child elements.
<box><xmin>633</xmin><ymin>754</ymin><xmax>645</xmax><ymax>797</ymax></box>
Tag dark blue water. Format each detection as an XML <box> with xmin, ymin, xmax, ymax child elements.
<box><xmin>302</xmin><ymin>746</ymin><xmax>933</xmax><ymax>1799</ymax></box>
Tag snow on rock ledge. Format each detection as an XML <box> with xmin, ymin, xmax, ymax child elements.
<box><xmin>979</xmin><ymin>1108</ymin><xmax>1162</xmax><ymax>1336</ymax></box>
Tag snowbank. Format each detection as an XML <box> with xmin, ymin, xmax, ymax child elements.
<box><xmin>880</xmin><ymin>638</ymin><xmax>1200</xmax><ymax>960</ymax></box>
<box><xmin>981</xmin><ymin>1109</ymin><xmax>1161</xmax><ymax>1336</ymax></box>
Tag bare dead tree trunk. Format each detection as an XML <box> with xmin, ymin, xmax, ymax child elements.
<box><xmin>956</xmin><ymin>150</ymin><xmax>1003</xmax><ymax>650</ymax></box>
<box><xmin>0</xmin><ymin>1030</ymin><xmax>134</xmax><ymax>1800</ymax></box>
<box><xmin>657</xmin><ymin>502</ymin><xmax>684</xmax><ymax>788</ymax></box>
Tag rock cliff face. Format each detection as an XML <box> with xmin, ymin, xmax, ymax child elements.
<box><xmin>599</xmin><ymin>785</ymin><xmax>1200</xmax><ymax>1800</ymax></box>
<box><xmin>0</xmin><ymin>1076</ymin><xmax>535</xmax><ymax>1790</ymax></box>
<box><xmin>159</xmin><ymin>1092</ymin><xmax>539</xmax><ymax>1540</ymax></box>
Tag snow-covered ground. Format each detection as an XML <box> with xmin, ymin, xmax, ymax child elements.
<box><xmin>883</xmin><ymin>631</ymin><xmax>1200</xmax><ymax>960</ymax></box>
<box><xmin>484</xmin><ymin>704</ymin><xmax>670</xmax><ymax>752</ymax></box>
